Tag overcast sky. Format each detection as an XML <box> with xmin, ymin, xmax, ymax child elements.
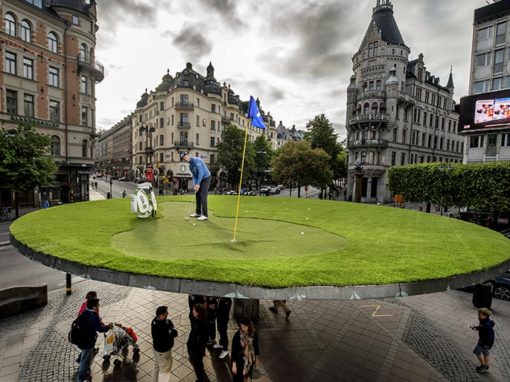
<box><xmin>95</xmin><ymin>0</ymin><xmax>483</xmax><ymax>138</ymax></box>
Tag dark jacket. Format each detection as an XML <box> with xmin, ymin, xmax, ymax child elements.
<box><xmin>187</xmin><ymin>316</ymin><xmax>208</xmax><ymax>356</ymax></box>
<box><xmin>231</xmin><ymin>330</ymin><xmax>260</xmax><ymax>366</ymax></box>
<box><xmin>476</xmin><ymin>318</ymin><xmax>495</xmax><ymax>348</ymax></box>
<box><xmin>188</xmin><ymin>294</ymin><xmax>205</xmax><ymax>312</ymax></box>
<box><xmin>79</xmin><ymin>309</ymin><xmax>109</xmax><ymax>349</ymax></box>
<box><xmin>151</xmin><ymin>317</ymin><xmax>178</xmax><ymax>353</ymax></box>
<box><xmin>217</xmin><ymin>297</ymin><xmax>232</xmax><ymax>320</ymax></box>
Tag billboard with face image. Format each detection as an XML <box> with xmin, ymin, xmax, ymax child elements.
<box><xmin>460</xmin><ymin>90</ymin><xmax>510</xmax><ymax>131</ymax></box>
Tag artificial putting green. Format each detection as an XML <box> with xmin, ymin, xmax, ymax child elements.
<box><xmin>10</xmin><ymin>196</ymin><xmax>510</xmax><ymax>288</ymax></box>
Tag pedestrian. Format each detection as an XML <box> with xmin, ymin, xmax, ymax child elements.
<box><xmin>188</xmin><ymin>294</ymin><xmax>206</xmax><ymax>315</ymax></box>
<box><xmin>76</xmin><ymin>291</ymin><xmax>99</xmax><ymax>363</ymax></box>
<box><xmin>94</xmin><ymin>181</ymin><xmax>98</xmax><ymax>190</ymax></box>
<box><xmin>151</xmin><ymin>306</ymin><xmax>178</xmax><ymax>382</ymax></box>
<box><xmin>187</xmin><ymin>304</ymin><xmax>209</xmax><ymax>382</ymax></box>
<box><xmin>231</xmin><ymin>317</ymin><xmax>259</xmax><ymax>382</ymax></box>
<box><xmin>180</xmin><ymin>152</ymin><xmax>211</xmax><ymax>221</ymax></box>
<box><xmin>269</xmin><ymin>300</ymin><xmax>291</xmax><ymax>320</ymax></box>
<box><xmin>122</xmin><ymin>190</ymin><xmax>127</xmax><ymax>198</ymax></box>
<box><xmin>217</xmin><ymin>297</ymin><xmax>232</xmax><ymax>359</ymax></box>
<box><xmin>205</xmin><ymin>296</ymin><xmax>219</xmax><ymax>347</ymax></box>
<box><xmin>76</xmin><ymin>298</ymin><xmax>111</xmax><ymax>382</ymax></box>
<box><xmin>470</xmin><ymin>307</ymin><xmax>495</xmax><ymax>373</ymax></box>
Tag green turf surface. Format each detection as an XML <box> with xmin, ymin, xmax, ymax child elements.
<box><xmin>9</xmin><ymin>196</ymin><xmax>510</xmax><ymax>287</ymax></box>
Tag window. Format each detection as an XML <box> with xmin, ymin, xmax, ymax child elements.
<box><xmin>159</xmin><ymin>135</ymin><xmax>164</xmax><ymax>146</ymax></box>
<box><xmin>6</xmin><ymin>90</ymin><xmax>17</xmax><ymax>115</ymax></box>
<box><xmin>47</xmin><ymin>32</ymin><xmax>58</xmax><ymax>53</ymax></box>
<box><xmin>502</xmin><ymin>133</ymin><xmax>510</xmax><ymax>147</ymax></box>
<box><xmin>159</xmin><ymin>117</ymin><xmax>164</xmax><ymax>129</ymax></box>
<box><xmin>440</xmin><ymin>137</ymin><xmax>444</xmax><ymax>150</ymax></box>
<box><xmin>49</xmin><ymin>100</ymin><xmax>60</xmax><ymax>122</ymax></box>
<box><xmin>196</xmin><ymin>115</ymin><xmax>200</xmax><ymax>127</ymax></box>
<box><xmin>391</xmin><ymin>152</ymin><xmax>396</xmax><ymax>166</ymax></box>
<box><xmin>392</xmin><ymin>128</ymin><xmax>397</xmax><ymax>142</ymax></box>
<box><xmin>82</xmin><ymin>140</ymin><xmax>88</xmax><ymax>158</ymax></box>
<box><xmin>160</xmin><ymin>101</ymin><xmax>164</xmax><ymax>110</ymax></box>
<box><xmin>139</xmin><ymin>142</ymin><xmax>143</xmax><ymax>151</ymax></box>
<box><xmin>48</xmin><ymin>66</ymin><xmax>59</xmax><ymax>87</ymax></box>
<box><xmin>493</xmin><ymin>77</ymin><xmax>503</xmax><ymax>91</ymax></box>
<box><xmin>81</xmin><ymin>106</ymin><xmax>88</xmax><ymax>126</ymax></box>
<box><xmin>80</xmin><ymin>75</ymin><xmax>88</xmax><ymax>94</ymax></box>
<box><xmin>180</xmin><ymin>113</ymin><xmax>189</xmax><ymax>124</ymax></box>
<box><xmin>211</xmin><ymin>104</ymin><xmax>216</xmax><ymax>113</ymax></box>
<box><xmin>494</xmin><ymin>49</ymin><xmax>505</xmax><ymax>73</ymax></box>
<box><xmin>180</xmin><ymin>94</ymin><xmax>189</xmax><ymax>105</ymax></box>
<box><xmin>25</xmin><ymin>0</ymin><xmax>43</xmax><ymax>7</ymax></box>
<box><xmin>196</xmin><ymin>133</ymin><xmax>200</xmax><ymax>146</ymax></box>
<box><xmin>210</xmin><ymin>137</ymin><xmax>215</xmax><ymax>147</ymax></box>
<box><xmin>470</xmin><ymin>135</ymin><xmax>484</xmax><ymax>148</ymax></box>
<box><xmin>447</xmin><ymin>139</ymin><xmax>450</xmax><ymax>151</ymax></box>
<box><xmin>24</xmin><ymin>94</ymin><xmax>34</xmax><ymax>117</ymax></box>
<box><xmin>79</xmin><ymin>43</ymin><xmax>88</xmax><ymax>61</ymax></box>
<box><xmin>496</xmin><ymin>22</ymin><xmax>507</xmax><ymax>45</ymax></box>
<box><xmin>476</xmin><ymin>52</ymin><xmax>492</xmax><ymax>67</ymax></box>
<box><xmin>422</xmin><ymin>133</ymin><xmax>427</xmax><ymax>147</ymax></box>
<box><xmin>441</xmin><ymin>117</ymin><xmax>445</xmax><ymax>130</ymax></box>
<box><xmin>23</xmin><ymin>58</ymin><xmax>33</xmax><ymax>80</ymax></box>
<box><xmin>402</xmin><ymin>130</ymin><xmax>407</xmax><ymax>144</ymax></box>
<box><xmin>5</xmin><ymin>52</ymin><xmax>17</xmax><ymax>75</ymax></box>
<box><xmin>400</xmin><ymin>153</ymin><xmax>406</xmax><ymax>165</ymax></box>
<box><xmin>211</xmin><ymin>120</ymin><xmax>216</xmax><ymax>131</ymax></box>
<box><xmin>5</xmin><ymin>13</ymin><xmax>16</xmax><ymax>36</ymax></box>
<box><xmin>474</xmin><ymin>80</ymin><xmax>490</xmax><ymax>94</ymax></box>
<box><xmin>171</xmin><ymin>115</ymin><xmax>174</xmax><ymax>125</ymax></box>
<box><xmin>51</xmin><ymin>136</ymin><xmax>60</xmax><ymax>156</ymax></box>
<box><xmin>21</xmin><ymin>20</ymin><xmax>32</xmax><ymax>42</ymax></box>
<box><xmin>72</xmin><ymin>15</ymin><xmax>79</xmax><ymax>25</ymax></box>
<box><xmin>477</xmin><ymin>26</ymin><xmax>492</xmax><ymax>41</ymax></box>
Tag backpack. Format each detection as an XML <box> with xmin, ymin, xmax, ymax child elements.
<box><xmin>68</xmin><ymin>314</ymin><xmax>89</xmax><ymax>346</ymax></box>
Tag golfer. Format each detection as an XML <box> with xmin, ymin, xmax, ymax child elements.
<box><xmin>180</xmin><ymin>152</ymin><xmax>211</xmax><ymax>221</ymax></box>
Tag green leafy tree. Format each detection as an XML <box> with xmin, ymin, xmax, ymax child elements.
<box><xmin>253</xmin><ymin>135</ymin><xmax>273</xmax><ymax>188</ymax></box>
<box><xmin>271</xmin><ymin>141</ymin><xmax>333</xmax><ymax>197</ymax></box>
<box><xmin>216</xmin><ymin>125</ymin><xmax>255</xmax><ymax>189</ymax></box>
<box><xmin>0</xmin><ymin>124</ymin><xmax>57</xmax><ymax>218</ymax></box>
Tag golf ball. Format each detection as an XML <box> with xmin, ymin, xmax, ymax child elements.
<box><xmin>184</xmin><ymin>217</ymin><xmax>189</xmax><ymax>221</ymax></box>
<box><xmin>306</xmin><ymin>217</ymin><xmax>310</xmax><ymax>221</ymax></box>
<box><xmin>301</xmin><ymin>232</ymin><xmax>304</xmax><ymax>235</ymax></box>
<box><xmin>193</xmin><ymin>223</ymin><xmax>196</xmax><ymax>227</ymax></box>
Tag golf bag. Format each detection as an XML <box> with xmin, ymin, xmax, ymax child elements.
<box><xmin>130</xmin><ymin>182</ymin><xmax>157</xmax><ymax>219</ymax></box>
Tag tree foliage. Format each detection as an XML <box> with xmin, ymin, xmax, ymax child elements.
<box><xmin>388</xmin><ymin>162</ymin><xmax>510</xmax><ymax>212</ymax></box>
<box><xmin>0</xmin><ymin>124</ymin><xmax>57</xmax><ymax>191</ymax></box>
<box><xmin>253</xmin><ymin>135</ymin><xmax>273</xmax><ymax>175</ymax></box>
<box><xmin>216</xmin><ymin>125</ymin><xmax>255</xmax><ymax>188</ymax></box>
<box><xmin>271</xmin><ymin>141</ymin><xmax>333</xmax><ymax>190</ymax></box>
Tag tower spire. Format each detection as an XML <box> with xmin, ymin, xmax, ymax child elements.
<box><xmin>447</xmin><ymin>66</ymin><xmax>454</xmax><ymax>90</ymax></box>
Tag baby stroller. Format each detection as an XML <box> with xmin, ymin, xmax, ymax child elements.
<box><xmin>102</xmin><ymin>324</ymin><xmax>140</xmax><ymax>371</ymax></box>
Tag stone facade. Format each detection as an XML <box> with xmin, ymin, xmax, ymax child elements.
<box><xmin>131</xmin><ymin>62</ymin><xmax>286</xmax><ymax>190</ymax></box>
<box><xmin>346</xmin><ymin>0</ymin><xmax>463</xmax><ymax>204</ymax></box>
<box><xmin>461</xmin><ymin>0</ymin><xmax>510</xmax><ymax>164</ymax></box>
<box><xmin>1</xmin><ymin>0</ymin><xmax>102</xmax><ymax>203</ymax></box>
<box><xmin>96</xmin><ymin>114</ymin><xmax>133</xmax><ymax>178</ymax></box>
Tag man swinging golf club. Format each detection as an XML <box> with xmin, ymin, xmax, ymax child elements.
<box><xmin>181</xmin><ymin>152</ymin><xmax>211</xmax><ymax>221</ymax></box>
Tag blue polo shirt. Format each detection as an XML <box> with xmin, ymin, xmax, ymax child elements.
<box><xmin>189</xmin><ymin>157</ymin><xmax>211</xmax><ymax>185</ymax></box>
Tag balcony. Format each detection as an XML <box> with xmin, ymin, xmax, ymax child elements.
<box><xmin>175</xmin><ymin>102</ymin><xmax>194</xmax><ymax>111</ymax></box>
<box><xmin>221</xmin><ymin>115</ymin><xmax>233</xmax><ymax>125</ymax></box>
<box><xmin>357</xmin><ymin>90</ymin><xmax>385</xmax><ymax>101</ymax></box>
<box><xmin>347</xmin><ymin>139</ymin><xmax>388</xmax><ymax>149</ymax></box>
<box><xmin>77</xmin><ymin>54</ymin><xmax>104</xmax><ymax>82</ymax></box>
<box><xmin>177</xmin><ymin>122</ymin><xmax>191</xmax><ymax>129</ymax></box>
<box><xmin>174</xmin><ymin>141</ymin><xmax>195</xmax><ymax>148</ymax></box>
<box><xmin>348</xmin><ymin>113</ymin><xmax>389</xmax><ymax>125</ymax></box>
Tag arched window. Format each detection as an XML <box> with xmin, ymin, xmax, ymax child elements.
<box><xmin>79</xmin><ymin>43</ymin><xmax>88</xmax><ymax>61</ymax></box>
<box><xmin>369</xmin><ymin>152</ymin><xmax>375</xmax><ymax>165</ymax></box>
<box><xmin>47</xmin><ymin>32</ymin><xmax>58</xmax><ymax>53</ymax></box>
<box><xmin>21</xmin><ymin>19</ymin><xmax>31</xmax><ymax>42</ymax></box>
<box><xmin>51</xmin><ymin>136</ymin><xmax>60</xmax><ymax>156</ymax></box>
<box><xmin>361</xmin><ymin>152</ymin><xmax>367</xmax><ymax>164</ymax></box>
<box><xmin>82</xmin><ymin>139</ymin><xmax>88</xmax><ymax>158</ymax></box>
<box><xmin>5</xmin><ymin>13</ymin><xmax>16</xmax><ymax>36</ymax></box>
<box><xmin>372</xmin><ymin>102</ymin><xmax>379</xmax><ymax>113</ymax></box>
<box><xmin>363</xmin><ymin>103</ymin><xmax>370</xmax><ymax>114</ymax></box>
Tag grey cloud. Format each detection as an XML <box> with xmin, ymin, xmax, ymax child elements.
<box><xmin>196</xmin><ymin>0</ymin><xmax>244</xmax><ymax>28</ymax></box>
<box><xmin>97</xmin><ymin>0</ymin><xmax>161</xmax><ymax>31</ymax></box>
<box><xmin>225</xmin><ymin>78</ymin><xmax>286</xmax><ymax>105</ymax></box>
<box><xmin>172</xmin><ymin>25</ymin><xmax>212</xmax><ymax>62</ymax></box>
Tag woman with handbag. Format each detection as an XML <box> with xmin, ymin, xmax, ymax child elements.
<box><xmin>231</xmin><ymin>317</ymin><xmax>260</xmax><ymax>382</ymax></box>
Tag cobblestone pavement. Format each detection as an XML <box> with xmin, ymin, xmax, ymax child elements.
<box><xmin>1</xmin><ymin>279</ymin><xmax>509</xmax><ymax>382</ymax></box>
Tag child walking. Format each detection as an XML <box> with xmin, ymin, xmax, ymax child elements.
<box><xmin>470</xmin><ymin>308</ymin><xmax>495</xmax><ymax>373</ymax></box>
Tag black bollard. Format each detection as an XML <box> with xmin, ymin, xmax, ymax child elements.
<box><xmin>65</xmin><ymin>273</ymin><xmax>72</xmax><ymax>295</ymax></box>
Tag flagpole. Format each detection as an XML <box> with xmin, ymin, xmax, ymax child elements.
<box><xmin>232</xmin><ymin>123</ymin><xmax>250</xmax><ymax>242</ymax></box>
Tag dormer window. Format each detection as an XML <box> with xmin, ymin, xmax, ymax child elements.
<box><xmin>72</xmin><ymin>15</ymin><xmax>79</xmax><ymax>25</ymax></box>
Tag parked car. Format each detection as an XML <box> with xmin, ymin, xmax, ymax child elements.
<box><xmin>243</xmin><ymin>191</ymin><xmax>256</xmax><ymax>196</ymax></box>
<box><xmin>269</xmin><ymin>187</ymin><xmax>280</xmax><ymax>195</ymax></box>
<box><xmin>276</xmin><ymin>185</ymin><xmax>285</xmax><ymax>191</ymax></box>
<box><xmin>493</xmin><ymin>271</ymin><xmax>510</xmax><ymax>300</ymax></box>
<box><xmin>118</xmin><ymin>176</ymin><xmax>127</xmax><ymax>181</ymax></box>
<box><xmin>111</xmin><ymin>175</ymin><xmax>119</xmax><ymax>180</ymax></box>
<box><xmin>225</xmin><ymin>190</ymin><xmax>237</xmax><ymax>195</ymax></box>
<box><xmin>260</xmin><ymin>186</ymin><xmax>271</xmax><ymax>196</ymax></box>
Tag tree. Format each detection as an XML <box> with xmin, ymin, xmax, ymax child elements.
<box><xmin>0</xmin><ymin>124</ymin><xmax>57</xmax><ymax>218</ymax></box>
<box><xmin>253</xmin><ymin>135</ymin><xmax>273</xmax><ymax>188</ymax></box>
<box><xmin>216</xmin><ymin>125</ymin><xmax>255</xmax><ymax>189</ymax></box>
<box><xmin>271</xmin><ymin>141</ymin><xmax>333</xmax><ymax>197</ymax></box>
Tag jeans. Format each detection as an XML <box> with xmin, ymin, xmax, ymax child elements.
<box><xmin>153</xmin><ymin>349</ymin><xmax>173</xmax><ymax>382</ymax></box>
<box><xmin>76</xmin><ymin>347</ymin><xmax>94</xmax><ymax>382</ymax></box>
<box><xmin>196</xmin><ymin>177</ymin><xmax>211</xmax><ymax>217</ymax></box>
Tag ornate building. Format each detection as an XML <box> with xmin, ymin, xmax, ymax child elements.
<box><xmin>1</xmin><ymin>0</ymin><xmax>103</xmax><ymax>204</ymax></box>
<box><xmin>346</xmin><ymin>0</ymin><xmax>463</xmax><ymax>203</ymax></box>
<box><xmin>96</xmin><ymin>114</ymin><xmax>133</xmax><ymax>178</ymax></box>
<box><xmin>132</xmin><ymin>62</ymin><xmax>284</xmax><ymax>190</ymax></box>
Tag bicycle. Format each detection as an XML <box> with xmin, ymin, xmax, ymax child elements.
<box><xmin>0</xmin><ymin>207</ymin><xmax>13</xmax><ymax>222</ymax></box>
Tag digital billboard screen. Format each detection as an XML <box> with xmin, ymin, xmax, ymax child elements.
<box><xmin>460</xmin><ymin>90</ymin><xmax>510</xmax><ymax>131</ymax></box>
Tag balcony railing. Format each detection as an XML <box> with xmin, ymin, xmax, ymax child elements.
<box><xmin>174</xmin><ymin>140</ymin><xmax>195</xmax><ymax>148</ymax></box>
<box><xmin>221</xmin><ymin>115</ymin><xmax>233</xmax><ymax>125</ymax></box>
<box><xmin>357</xmin><ymin>90</ymin><xmax>385</xmax><ymax>101</ymax></box>
<box><xmin>175</xmin><ymin>102</ymin><xmax>194</xmax><ymax>111</ymax></box>
<box><xmin>347</xmin><ymin>139</ymin><xmax>389</xmax><ymax>149</ymax></box>
<box><xmin>77</xmin><ymin>54</ymin><xmax>104</xmax><ymax>82</ymax></box>
<box><xmin>349</xmin><ymin>113</ymin><xmax>389</xmax><ymax>125</ymax></box>
<box><xmin>177</xmin><ymin>122</ymin><xmax>191</xmax><ymax>129</ymax></box>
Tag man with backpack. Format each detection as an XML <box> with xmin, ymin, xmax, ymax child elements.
<box><xmin>71</xmin><ymin>298</ymin><xmax>111</xmax><ymax>382</ymax></box>
<box><xmin>151</xmin><ymin>306</ymin><xmax>178</xmax><ymax>382</ymax></box>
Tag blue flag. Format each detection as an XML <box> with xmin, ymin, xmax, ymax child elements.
<box><xmin>248</xmin><ymin>96</ymin><xmax>265</xmax><ymax>129</ymax></box>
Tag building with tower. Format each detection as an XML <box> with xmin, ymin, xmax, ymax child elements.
<box><xmin>1</xmin><ymin>0</ymin><xmax>102</xmax><ymax>205</ymax></box>
<box><xmin>459</xmin><ymin>0</ymin><xmax>510</xmax><ymax>164</ymax></box>
<box><xmin>345</xmin><ymin>0</ymin><xmax>463</xmax><ymax>204</ymax></box>
<box><xmin>131</xmin><ymin>62</ymin><xmax>285</xmax><ymax>191</ymax></box>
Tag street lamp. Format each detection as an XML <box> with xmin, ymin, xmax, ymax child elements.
<box><xmin>139</xmin><ymin>124</ymin><xmax>156</xmax><ymax>183</ymax></box>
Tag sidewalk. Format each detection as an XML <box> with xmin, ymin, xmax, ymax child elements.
<box><xmin>89</xmin><ymin>188</ymin><xmax>106</xmax><ymax>201</ymax></box>
<box><xmin>1</xmin><ymin>279</ymin><xmax>508</xmax><ymax>382</ymax></box>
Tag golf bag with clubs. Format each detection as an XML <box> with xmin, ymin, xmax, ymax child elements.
<box><xmin>130</xmin><ymin>182</ymin><xmax>157</xmax><ymax>218</ymax></box>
